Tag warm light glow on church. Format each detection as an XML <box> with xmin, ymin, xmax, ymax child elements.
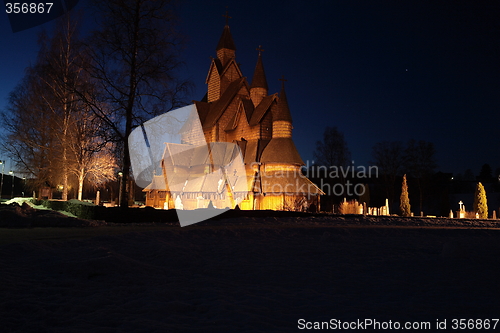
<box><xmin>143</xmin><ymin>18</ymin><xmax>323</xmax><ymax>211</ymax></box>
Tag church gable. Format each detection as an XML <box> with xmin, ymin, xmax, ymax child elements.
<box><xmin>203</xmin><ymin>77</ymin><xmax>247</xmax><ymax>129</ymax></box>
<box><xmin>220</xmin><ymin>59</ymin><xmax>243</xmax><ymax>93</ymax></box>
<box><xmin>218</xmin><ymin>83</ymin><xmax>250</xmax><ymax>128</ymax></box>
<box><xmin>224</xmin><ymin>100</ymin><xmax>248</xmax><ymax>132</ymax></box>
<box><xmin>224</xmin><ymin>100</ymin><xmax>256</xmax><ymax>142</ymax></box>
<box><xmin>221</xmin><ymin>59</ymin><xmax>243</xmax><ymax>82</ymax></box>
<box><xmin>216</xmin><ymin>93</ymin><xmax>243</xmax><ymax>142</ymax></box>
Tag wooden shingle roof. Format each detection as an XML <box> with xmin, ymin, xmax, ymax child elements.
<box><xmin>260</xmin><ymin>137</ymin><xmax>304</xmax><ymax>165</ymax></box>
<box><xmin>249</xmin><ymin>94</ymin><xmax>276</xmax><ymax>126</ymax></box>
<box><xmin>260</xmin><ymin>172</ymin><xmax>323</xmax><ymax>195</ymax></box>
<box><xmin>274</xmin><ymin>82</ymin><xmax>293</xmax><ymax>122</ymax></box>
<box><xmin>142</xmin><ymin>175</ymin><xmax>166</xmax><ymax>191</ymax></box>
<box><xmin>250</xmin><ymin>53</ymin><xmax>268</xmax><ymax>90</ymax></box>
<box><xmin>216</xmin><ymin>24</ymin><xmax>236</xmax><ymax>51</ymax></box>
<box><xmin>241</xmin><ymin>98</ymin><xmax>255</xmax><ymax>122</ymax></box>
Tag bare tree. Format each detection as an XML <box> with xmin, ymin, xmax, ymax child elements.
<box><xmin>371</xmin><ymin>141</ymin><xmax>404</xmax><ymax>204</ymax></box>
<box><xmin>1</xmin><ymin>68</ymin><xmax>59</xmax><ymax>191</ymax></box>
<box><xmin>68</xmin><ymin>108</ymin><xmax>117</xmax><ymax>200</ymax></box>
<box><xmin>2</xmin><ymin>14</ymin><xmax>118</xmax><ymax>200</ymax></box>
<box><xmin>314</xmin><ymin>126</ymin><xmax>351</xmax><ymax>168</ymax></box>
<box><xmin>36</xmin><ymin>15</ymin><xmax>85</xmax><ymax>200</ymax></box>
<box><xmin>403</xmin><ymin>139</ymin><xmax>437</xmax><ymax>214</ymax></box>
<box><xmin>80</xmin><ymin>0</ymin><xmax>192</xmax><ymax>207</ymax></box>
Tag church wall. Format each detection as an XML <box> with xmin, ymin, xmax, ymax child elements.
<box><xmin>238</xmin><ymin>195</ymin><xmax>253</xmax><ymax>210</ymax></box>
<box><xmin>220</xmin><ymin>76</ymin><xmax>230</xmax><ymax>96</ymax></box>
<box><xmin>204</xmin><ymin>129</ymin><xmax>213</xmax><ymax>144</ymax></box>
<box><xmin>223</xmin><ymin>62</ymin><xmax>241</xmax><ymax>84</ymax></box>
<box><xmin>207</xmin><ymin>71</ymin><xmax>220</xmax><ymax>102</ymax></box>
<box><xmin>220</xmin><ymin>62</ymin><xmax>243</xmax><ymax>94</ymax></box>
<box><xmin>259</xmin><ymin>194</ymin><xmax>284</xmax><ymax>210</ymax></box>
<box><xmin>244</xmin><ymin>125</ymin><xmax>260</xmax><ymax>141</ymax></box>
<box><xmin>250</xmin><ymin>87</ymin><xmax>266</xmax><ymax>106</ymax></box>
<box><xmin>217</xmin><ymin>49</ymin><xmax>234</xmax><ymax>67</ymax></box>
<box><xmin>260</xmin><ymin>110</ymin><xmax>273</xmax><ymax>140</ymax></box>
<box><xmin>145</xmin><ymin>190</ymin><xmax>167</xmax><ymax>209</ymax></box>
<box><xmin>256</xmin><ymin>193</ymin><xmax>319</xmax><ymax>212</ymax></box>
<box><xmin>272</xmin><ymin>121</ymin><xmax>293</xmax><ymax>138</ymax></box>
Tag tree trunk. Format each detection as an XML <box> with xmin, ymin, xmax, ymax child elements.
<box><xmin>61</xmin><ymin>103</ymin><xmax>69</xmax><ymax>201</ymax></box>
<box><xmin>77</xmin><ymin>167</ymin><xmax>84</xmax><ymax>201</ymax></box>
<box><xmin>120</xmin><ymin>1</ymin><xmax>140</xmax><ymax>208</ymax></box>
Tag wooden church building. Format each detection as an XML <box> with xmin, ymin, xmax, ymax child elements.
<box><xmin>144</xmin><ymin>20</ymin><xmax>323</xmax><ymax>211</ymax></box>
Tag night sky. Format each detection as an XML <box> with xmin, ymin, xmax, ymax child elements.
<box><xmin>1</xmin><ymin>0</ymin><xmax>499</xmax><ymax>176</ymax></box>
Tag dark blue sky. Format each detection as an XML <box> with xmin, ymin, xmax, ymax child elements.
<box><xmin>1</xmin><ymin>0</ymin><xmax>499</xmax><ymax>175</ymax></box>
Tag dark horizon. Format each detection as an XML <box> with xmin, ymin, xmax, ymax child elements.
<box><xmin>1</xmin><ymin>1</ymin><xmax>499</xmax><ymax>177</ymax></box>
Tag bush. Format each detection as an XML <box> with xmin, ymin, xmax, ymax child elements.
<box><xmin>473</xmin><ymin>182</ymin><xmax>488</xmax><ymax>219</ymax></box>
<box><xmin>41</xmin><ymin>200</ymin><xmax>66</xmax><ymax>212</ymax></box>
<box><xmin>65</xmin><ymin>199</ymin><xmax>97</xmax><ymax>220</ymax></box>
<box><xmin>37</xmin><ymin>199</ymin><xmax>98</xmax><ymax>219</ymax></box>
<box><xmin>400</xmin><ymin>174</ymin><xmax>411</xmax><ymax>217</ymax></box>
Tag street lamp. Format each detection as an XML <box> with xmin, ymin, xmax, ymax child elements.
<box><xmin>0</xmin><ymin>160</ymin><xmax>4</xmax><ymax>200</ymax></box>
<box><xmin>9</xmin><ymin>170</ymin><xmax>14</xmax><ymax>199</ymax></box>
<box><xmin>118</xmin><ymin>171</ymin><xmax>123</xmax><ymax>206</ymax></box>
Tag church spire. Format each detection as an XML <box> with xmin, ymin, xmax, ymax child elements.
<box><xmin>275</xmin><ymin>76</ymin><xmax>293</xmax><ymax>123</ymax></box>
<box><xmin>250</xmin><ymin>46</ymin><xmax>268</xmax><ymax>106</ymax></box>
<box><xmin>216</xmin><ymin>10</ymin><xmax>236</xmax><ymax>66</ymax></box>
<box><xmin>216</xmin><ymin>24</ymin><xmax>236</xmax><ymax>52</ymax></box>
<box><xmin>251</xmin><ymin>46</ymin><xmax>268</xmax><ymax>90</ymax></box>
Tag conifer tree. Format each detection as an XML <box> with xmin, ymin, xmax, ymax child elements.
<box><xmin>400</xmin><ymin>174</ymin><xmax>411</xmax><ymax>217</ymax></box>
<box><xmin>473</xmin><ymin>182</ymin><xmax>488</xmax><ymax>219</ymax></box>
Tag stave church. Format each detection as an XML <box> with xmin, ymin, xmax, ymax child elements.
<box><xmin>143</xmin><ymin>18</ymin><xmax>323</xmax><ymax>211</ymax></box>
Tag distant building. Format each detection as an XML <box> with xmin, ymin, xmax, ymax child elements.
<box><xmin>144</xmin><ymin>20</ymin><xmax>322</xmax><ymax>211</ymax></box>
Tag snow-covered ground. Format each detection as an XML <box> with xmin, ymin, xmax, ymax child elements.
<box><xmin>1</xmin><ymin>217</ymin><xmax>500</xmax><ymax>332</ymax></box>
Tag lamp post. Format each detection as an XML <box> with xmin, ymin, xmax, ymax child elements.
<box><xmin>118</xmin><ymin>171</ymin><xmax>123</xmax><ymax>206</ymax></box>
<box><xmin>9</xmin><ymin>170</ymin><xmax>14</xmax><ymax>199</ymax></box>
<box><xmin>0</xmin><ymin>160</ymin><xmax>4</xmax><ymax>200</ymax></box>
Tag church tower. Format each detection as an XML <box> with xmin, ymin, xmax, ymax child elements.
<box><xmin>260</xmin><ymin>78</ymin><xmax>304</xmax><ymax>170</ymax></box>
<box><xmin>143</xmin><ymin>15</ymin><xmax>323</xmax><ymax>211</ymax></box>
<box><xmin>272</xmin><ymin>78</ymin><xmax>293</xmax><ymax>138</ymax></box>
<box><xmin>216</xmin><ymin>23</ymin><xmax>236</xmax><ymax>67</ymax></box>
<box><xmin>206</xmin><ymin>15</ymin><xmax>243</xmax><ymax>103</ymax></box>
<box><xmin>250</xmin><ymin>47</ymin><xmax>268</xmax><ymax>106</ymax></box>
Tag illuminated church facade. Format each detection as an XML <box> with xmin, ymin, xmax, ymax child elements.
<box><xmin>144</xmin><ymin>21</ymin><xmax>323</xmax><ymax>211</ymax></box>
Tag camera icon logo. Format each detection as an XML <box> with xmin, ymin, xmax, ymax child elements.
<box><xmin>129</xmin><ymin>104</ymin><xmax>250</xmax><ymax>226</ymax></box>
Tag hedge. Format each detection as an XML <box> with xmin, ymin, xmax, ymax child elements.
<box><xmin>34</xmin><ymin>199</ymin><xmax>98</xmax><ymax>220</ymax></box>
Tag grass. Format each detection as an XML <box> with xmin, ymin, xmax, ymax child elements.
<box><xmin>2</xmin><ymin>197</ymin><xmax>78</xmax><ymax>218</ymax></box>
